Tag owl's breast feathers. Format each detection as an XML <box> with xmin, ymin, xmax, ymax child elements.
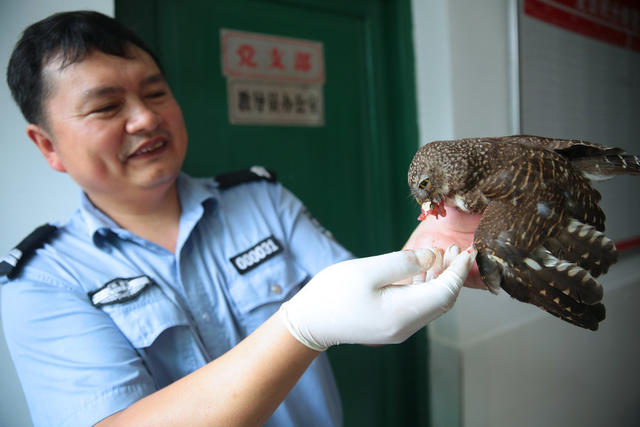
<box><xmin>409</xmin><ymin>135</ymin><xmax>640</xmax><ymax>330</ymax></box>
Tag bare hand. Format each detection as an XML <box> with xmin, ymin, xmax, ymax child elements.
<box><xmin>404</xmin><ymin>203</ymin><xmax>486</xmax><ymax>290</ymax></box>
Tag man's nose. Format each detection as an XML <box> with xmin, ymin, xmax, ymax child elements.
<box><xmin>125</xmin><ymin>100</ymin><xmax>161</xmax><ymax>134</ymax></box>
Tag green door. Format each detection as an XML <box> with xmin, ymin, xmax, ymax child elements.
<box><xmin>117</xmin><ymin>1</ymin><xmax>426</xmax><ymax>425</ymax></box>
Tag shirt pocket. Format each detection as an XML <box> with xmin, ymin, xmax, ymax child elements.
<box><xmin>228</xmin><ymin>256</ymin><xmax>308</xmax><ymax>323</ymax></box>
<box><xmin>98</xmin><ymin>281</ymin><xmax>190</xmax><ymax>349</ymax></box>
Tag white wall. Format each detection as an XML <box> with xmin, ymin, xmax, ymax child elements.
<box><xmin>519</xmin><ymin>4</ymin><xmax>640</xmax><ymax>243</ymax></box>
<box><xmin>0</xmin><ymin>2</ymin><xmax>114</xmax><ymax>425</ymax></box>
<box><xmin>412</xmin><ymin>0</ymin><xmax>640</xmax><ymax>426</ymax></box>
<box><xmin>413</xmin><ymin>0</ymin><xmax>518</xmax><ymax>144</ymax></box>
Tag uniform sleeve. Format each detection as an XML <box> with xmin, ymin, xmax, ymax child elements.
<box><xmin>268</xmin><ymin>183</ymin><xmax>353</xmax><ymax>275</ymax></box>
<box><xmin>1</xmin><ymin>272</ymin><xmax>156</xmax><ymax>426</ymax></box>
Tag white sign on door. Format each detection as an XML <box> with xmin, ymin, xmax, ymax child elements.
<box><xmin>221</xmin><ymin>29</ymin><xmax>325</xmax><ymax>126</ymax></box>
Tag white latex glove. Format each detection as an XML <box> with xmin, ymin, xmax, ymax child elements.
<box><xmin>279</xmin><ymin>245</ymin><xmax>477</xmax><ymax>351</ymax></box>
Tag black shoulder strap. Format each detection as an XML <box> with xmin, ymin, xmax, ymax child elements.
<box><xmin>215</xmin><ymin>166</ymin><xmax>277</xmax><ymax>190</ymax></box>
<box><xmin>0</xmin><ymin>224</ymin><xmax>58</xmax><ymax>280</ymax></box>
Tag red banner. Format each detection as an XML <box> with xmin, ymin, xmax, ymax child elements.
<box><xmin>525</xmin><ymin>0</ymin><xmax>640</xmax><ymax>52</ymax></box>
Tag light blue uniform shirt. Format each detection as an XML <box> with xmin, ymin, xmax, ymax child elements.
<box><xmin>1</xmin><ymin>173</ymin><xmax>352</xmax><ymax>426</ymax></box>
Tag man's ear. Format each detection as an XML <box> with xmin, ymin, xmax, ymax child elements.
<box><xmin>26</xmin><ymin>124</ymin><xmax>67</xmax><ymax>173</ymax></box>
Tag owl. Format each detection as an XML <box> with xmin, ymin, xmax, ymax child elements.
<box><xmin>408</xmin><ymin>135</ymin><xmax>640</xmax><ymax>330</ymax></box>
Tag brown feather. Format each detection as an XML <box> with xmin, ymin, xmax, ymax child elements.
<box><xmin>408</xmin><ymin>134</ymin><xmax>640</xmax><ymax>330</ymax></box>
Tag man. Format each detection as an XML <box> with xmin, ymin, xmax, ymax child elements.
<box><xmin>2</xmin><ymin>11</ymin><xmax>478</xmax><ymax>426</ymax></box>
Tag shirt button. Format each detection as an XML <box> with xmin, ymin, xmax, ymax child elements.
<box><xmin>202</xmin><ymin>313</ymin><xmax>210</xmax><ymax>323</ymax></box>
<box><xmin>271</xmin><ymin>284</ymin><xmax>282</xmax><ymax>295</ymax></box>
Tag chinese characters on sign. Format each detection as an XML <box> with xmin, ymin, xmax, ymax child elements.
<box><xmin>220</xmin><ymin>29</ymin><xmax>325</xmax><ymax>126</ymax></box>
<box><xmin>227</xmin><ymin>80</ymin><xmax>323</xmax><ymax>126</ymax></box>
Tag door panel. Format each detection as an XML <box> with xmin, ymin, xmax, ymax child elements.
<box><xmin>117</xmin><ymin>1</ymin><xmax>426</xmax><ymax>425</ymax></box>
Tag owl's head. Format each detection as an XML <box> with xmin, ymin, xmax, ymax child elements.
<box><xmin>408</xmin><ymin>141</ymin><xmax>453</xmax><ymax>207</ymax></box>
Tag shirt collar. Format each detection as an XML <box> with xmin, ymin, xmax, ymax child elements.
<box><xmin>79</xmin><ymin>192</ymin><xmax>118</xmax><ymax>238</ymax></box>
<box><xmin>177</xmin><ymin>172</ymin><xmax>220</xmax><ymax>218</ymax></box>
<box><xmin>175</xmin><ymin>173</ymin><xmax>220</xmax><ymax>252</ymax></box>
<box><xmin>79</xmin><ymin>173</ymin><xmax>220</xmax><ymax>243</ymax></box>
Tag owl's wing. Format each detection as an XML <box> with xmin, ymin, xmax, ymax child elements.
<box><xmin>474</xmin><ymin>195</ymin><xmax>607</xmax><ymax>331</ymax></box>
<box><xmin>496</xmin><ymin>134</ymin><xmax>616</xmax><ymax>152</ymax></box>
<box><xmin>496</xmin><ymin>135</ymin><xmax>640</xmax><ymax>178</ymax></box>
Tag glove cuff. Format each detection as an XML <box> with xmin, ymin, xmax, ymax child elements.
<box><xmin>278</xmin><ymin>303</ymin><xmax>329</xmax><ymax>352</ymax></box>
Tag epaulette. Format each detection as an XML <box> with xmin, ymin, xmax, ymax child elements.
<box><xmin>215</xmin><ymin>165</ymin><xmax>277</xmax><ymax>190</ymax></box>
<box><xmin>0</xmin><ymin>224</ymin><xmax>58</xmax><ymax>281</ymax></box>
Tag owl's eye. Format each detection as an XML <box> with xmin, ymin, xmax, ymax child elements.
<box><xmin>419</xmin><ymin>178</ymin><xmax>429</xmax><ymax>190</ymax></box>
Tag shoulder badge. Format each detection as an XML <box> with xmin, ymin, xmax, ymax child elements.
<box><xmin>215</xmin><ymin>165</ymin><xmax>277</xmax><ymax>190</ymax></box>
<box><xmin>0</xmin><ymin>224</ymin><xmax>58</xmax><ymax>280</ymax></box>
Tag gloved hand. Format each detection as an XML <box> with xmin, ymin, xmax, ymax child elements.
<box><xmin>279</xmin><ymin>245</ymin><xmax>477</xmax><ymax>351</ymax></box>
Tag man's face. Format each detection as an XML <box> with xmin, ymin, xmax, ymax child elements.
<box><xmin>35</xmin><ymin>46</ymin><xmax>188</xmax><ymax>207</ymax></box>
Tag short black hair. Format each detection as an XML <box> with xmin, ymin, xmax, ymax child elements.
<box><xmin>6</xmin><ymin>10</ymin><xmax>161</xmax><ymax>126</ymax></box>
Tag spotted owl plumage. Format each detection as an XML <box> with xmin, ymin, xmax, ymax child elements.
<box><xmin>408</xmin><ymin>135</ymin><xmax>640</xmax><ymax>330</ymax></box>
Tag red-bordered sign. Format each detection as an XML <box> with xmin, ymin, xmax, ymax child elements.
<box><xmin>525</xmin><ymin>0</ymin><xmax>640</xmax><ymax>52</ymax></box>
<box><xmin>221</xmin><ymin>29</ymin><xmax>325</xmax><ymax>83</ymax></box>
